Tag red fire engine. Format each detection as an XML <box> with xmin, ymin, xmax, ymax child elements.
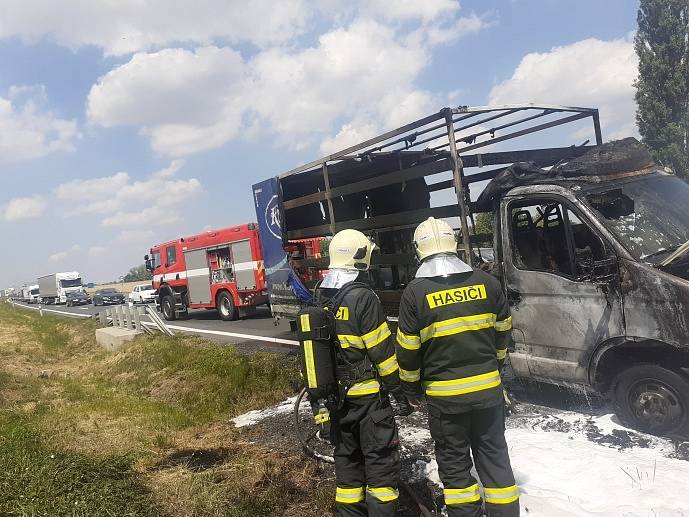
<box><xmin>145</xmin><ymin>223</ymin><xmax>268</xmax><ymax>321</ymax></box>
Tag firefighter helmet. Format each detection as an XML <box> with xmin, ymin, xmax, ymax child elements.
<box><xmin>413</xmin><ymin>217</ymin><xmax>457</xmax><ymax>261</ymax></box>
<box><xmin>328</xmin><ymin>229</ymin><xmax>376</xmax><ymax>271</ymax></box>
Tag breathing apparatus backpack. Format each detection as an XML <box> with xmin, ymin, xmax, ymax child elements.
<box><xmin>296</xmin><ymin>282</ymin><xmax>375</xmax><ymax>424</ymax></box>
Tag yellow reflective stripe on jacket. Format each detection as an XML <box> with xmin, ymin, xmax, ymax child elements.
<box><xmin>347</xmin><ymin>379</ymin><xmax>380</xmax><ymax>397</ymax></box>
<box><xmin>367</xmin><ymin>486</ymin><xmax>399</xmax><ymax>502</ymax></box>
<box><xmin>399</xmin><ymin>368</ymin><xmax>420</xmax><ymax>382</ymax></box>
<box><xmin>444</xmin><ymin>484</ymin><xmax>481</xmax><ymax>505</ymax></box>
<box><xmin>376</xmin><ymin>355</ymin><xmax>399</xmax><ymax>377</ymax></box>
<box><xmin>496</xmin><ymin>348</ymin><xmax>507</xmax><ymax>361</ymax></box>
<box><xmin>420</xmin><ymin>312</ymin><xmax>497</xmax><ymax>342</ymax></box>
<box><xmin>336</xmin><ymin>486</ymin><xmax>365</xmax><ymax>504</ymax></box>
<box><xmin>484</xmin><ymin>485</ymin><xmax>519</xmax><ymax>505</ymax></box>
<box><xmin>424</xmin><ymin>370</ymin><xmax>501</xmax><ymax>397</ymax></box>
<box><xmin>495</xmin><ymin>316</ymin><xmax>512</xmax><ymax>332</ymax></box>
<box><xmin>362</xmin><ymin>322</ymin><xmax>391</xmax><ymax>349</ymax></box>
<box><xmin>338</xmin><ymin>334</ymin><xmax>365</xmax><ymax>349</ymax></box>
<box><xmin>300</xmin><ymin>313</ymin><xmax>311</xmax><ymax>332</ymax></box>
<box><xmin>396</xmin><ymin>329</ymin><xmax>421</xmax><ymax>350</ymax></box>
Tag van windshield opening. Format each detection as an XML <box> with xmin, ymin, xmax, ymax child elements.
<box><xmin>586</xmin><ymin>174</ymin><xmax>689</xmax><ymax>263</ymax></box>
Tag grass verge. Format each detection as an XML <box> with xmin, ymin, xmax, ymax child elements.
<box><xmin>0</xmin><ymin>302</ymin><xmax>332</xmax><ymax>516</ymax></box>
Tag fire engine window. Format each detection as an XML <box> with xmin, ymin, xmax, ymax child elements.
<box><xmin>151</xmin><ymin>251</ymin><xmax>161</xmax><ymax>269</ymax></box>
<box><xmin>166</xmin><ymin>246</ymin><xmax>177</xmax><ymax>266</ymax></box>
<box><xmin>511</xmin><ymin>201</ymin><xmax>573</xmax><ymax>276</ymax></box>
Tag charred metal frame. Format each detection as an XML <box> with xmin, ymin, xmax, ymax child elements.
<box><xmin>278</xmin><ymin>104</ymin><xmax>603</xmax><ymax>266</ymax></box>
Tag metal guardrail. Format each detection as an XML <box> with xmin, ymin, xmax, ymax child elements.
<box><xmin>97</xmin><ymin>304</ymin><xmax>174</xmax><ymax>337</ymax></box>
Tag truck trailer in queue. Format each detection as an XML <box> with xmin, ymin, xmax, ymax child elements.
<box><xmin>252</xmin><ymin>104</ymin><xmax>689</xmax><ymax>437</ymax></box>
<box><xmin>145</xmin><ymin>224</ymin><xmax>270</xmax><ymax>321</ymax></box>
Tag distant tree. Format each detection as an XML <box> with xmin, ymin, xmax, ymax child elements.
<box><xmin>634</xmin><ymin>0</ymin><xmax>689</xmax><ymax>180</ymax></box>
<box><xmin>122</xmin><ymin>264</ymin><xmax>152</xmax><ymax>282</ymax></box>
<box><xmin>471</xmin><ymin>212</ymin><xmax>494</xmax><ymax>237</ymax></box>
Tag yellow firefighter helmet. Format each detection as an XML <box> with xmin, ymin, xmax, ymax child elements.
<box><xmin>328</xmin><ymin>229</ymin><xmax>376</xmax><ymax>271</ymax></box>
<box><xmin>413</xmin><ymin>217</ymin><xmax>457</xmax><ymax>262</ymax></box>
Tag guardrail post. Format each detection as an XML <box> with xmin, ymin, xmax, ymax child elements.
<box><xmin>124</xmin><ymin>305</ymin><xmax>134</xmax><ymax>330</ymax></box>
<box><xmin>133</xmin><ymin>306</ymin><xmax>142</xmax><ymax>331</ymax></box>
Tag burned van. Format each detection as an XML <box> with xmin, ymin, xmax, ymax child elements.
<box><xmin>253</xmin><ymin>105</ymin><xmax>689</xmax><ymax>436</ymax></box>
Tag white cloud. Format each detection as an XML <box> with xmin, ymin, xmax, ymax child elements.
<box><xmin>0</xmin><ymin>0</ymin><xmax>310</xmax><ymax>55</ymax></box>
<box><xmin>101</xmin><ymin>206</ymin><xmax>181</xmax><ymax>228</ymax></box>
<box><xmin>86</xmin><ymin>8</ymin><xmax>493</xmax><ymax>156</ymax></box>
<box><xmin>55</xmin><ymin>160</ymin><xmax>203</xmax><ymax>219</ymax></box>
<box><xmin>0</xmin><ymin>86</ymin><xmax>79</xmax><ymax>163</ymax></box>
<box><xmin>55</xmin><ymin>171</ymin><xmax>130</xmax><ymax>200</ymax></box>
<box><xmin>88</xmin><ymin>246</ymin><xmax>108</xmax><ymax>257</ymax></box>
<box><xmin>48</xmin><ymin>243</ymin><xmax>81</xmax><ymax>262</ymax></box>
<box><xmin>489</xmin><ymin>37</ymin><xmax>638</xmax><ymax>140</ymax></box>
<box><xmin>115</xmin><ymin>230</ymin><xmax>155</xmax><ymax>243</ymax></box>
<box><xmin>2</xmin><ymin>196</ymin><xmax>46</xmax><ymax>221</ymax></box>
<box><xmin>48</xmin><ymin>251</ymin><xmax>68</xmax><ymax>262</ymax></box>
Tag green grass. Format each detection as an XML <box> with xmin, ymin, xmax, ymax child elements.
<box><xmin>0</xmin><ymin>303</ymin><xmax>333</xmax><ymax>517</ymax></box>
<box><xmin>103</xmin><ymin>334</ymin><xmax>296</xmax><ymax>422</ymax></box>
<box><xmin>0</xmin><ymin>413</ymin><xmax>158</xmax><ymax>517</ymax></box>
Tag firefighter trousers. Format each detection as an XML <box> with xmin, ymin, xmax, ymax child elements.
<box><xmin>331</xmin><ymin>394</ymin><xmax>400</xmax><ymax>517</ymax></box>
<box><xmin>428</xmin><ymin>404</ymin><xmax>519</xmax><ymax>517</ymax></box>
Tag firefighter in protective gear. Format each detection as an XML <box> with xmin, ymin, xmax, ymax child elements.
<box><xmin>318</xmin><ymin>229</ymin><xmax>408</xmax><ymax>517</ymax></box>
<box><xmin>396</xmin><ymin>218</ymin><xmax>519</xmax><ymax>517</ymax></box>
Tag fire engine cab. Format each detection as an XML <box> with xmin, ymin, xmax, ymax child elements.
<box><xmin>145</xmin><ymin>224</ymin><xmax>268</xmax><ymax>321</ymax></box>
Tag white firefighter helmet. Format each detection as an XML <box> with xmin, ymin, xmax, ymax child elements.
<box><xmin>328</xmin><ymin>229</ymin><xmax>376</xmax><ymax>271</ymax></box>
<box><xmin>413</xmin><ymin>217</ymin><xmax>457</xmax><ymax>261</ymax></box>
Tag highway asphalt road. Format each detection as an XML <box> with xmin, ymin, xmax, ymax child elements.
<box><xmin>7</xmin><ymin>301</ymin><xmax>298</xmax><ymax>355</ymax></box>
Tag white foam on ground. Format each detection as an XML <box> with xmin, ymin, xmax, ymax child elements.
<box><xmin>231</xmin><ymin>396</ymin><xmax>298</xmax><ymax>427</ymax></box>
<box><xmin>231</xmin><ymin>397</ymin><xmax>689</xmax><ymax>516</ymax></box>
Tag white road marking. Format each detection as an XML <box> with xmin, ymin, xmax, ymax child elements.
<box><xmin>10</xmin><ymin>300</ymin><xmax>298</xmax><ymax>346</ymax></box>
<box><xmin>8</xmin><ymin>301</ymin><xmax>92</xmax><ymax>319</ymax></box>
<box><xmin>141</xmin><ymin>322</ymin><xmax>298</xmax><ymax>346</ymax></box>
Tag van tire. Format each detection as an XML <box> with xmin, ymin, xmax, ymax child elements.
<box><xmin>612</xmin><ymin>364</ymin><xmax>689</xmax><ymax>437</ymax></box>
<box><xmin>217</xmin><ymin>292</ymin><xmax>238</xmax><ymax>321</ymax></box>
<box><xmin>161</xmin><ymin>295</ymin><xmax>177</xmax><ymax>321</ymax></box>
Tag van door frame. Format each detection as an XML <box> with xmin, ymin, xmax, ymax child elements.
<box><xmin>500</xmin><ymin>191</ymin><xmax>626</xmax><ymax>384</ymax></box>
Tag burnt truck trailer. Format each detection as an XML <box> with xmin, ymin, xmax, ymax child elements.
<box><xmin>253</xmin><ymin>104</ymin><xmax>689</xmax><ymax>437</ymax></box>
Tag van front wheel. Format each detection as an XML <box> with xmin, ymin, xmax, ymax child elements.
<box><xmin>612</xmin><ymin>364</ymin><xmax>689</xmax><ymax>437</ymax></box>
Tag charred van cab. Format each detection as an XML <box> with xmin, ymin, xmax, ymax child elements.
<box><xmin>254</xmin><ymin>105</ymin><xmax>689</xmax><ymax>437</ymax></box>
<box><xmin>492</xmin><ymin>161</ymin><xmax>689</xmax><ymax>437</ymax></box>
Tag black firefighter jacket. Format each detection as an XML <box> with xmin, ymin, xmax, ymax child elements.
<box><xmin>396</xmin><ymin>269</ymin><xmax>512</xmax><ymax>413</ymax></box>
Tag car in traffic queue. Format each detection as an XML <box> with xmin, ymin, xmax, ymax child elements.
<box><xmin>129</xmin><ymin>284</ymin><xmax>156</xmax><ymax>304</ymax></box>
<box><xmin>92</xmin><ymin>288</ymin><xmax>126</xmax><ymax>306</ymax></box>
<box><xmin>65</xmin><ymin>291</ymin><xmax>91</xmax><ymax>307</ymax></box>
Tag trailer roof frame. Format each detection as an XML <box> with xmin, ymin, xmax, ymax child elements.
<box><xmin>276</xmin><ymin>104</ymin><xmax>603</xmax><ymax>265</ymax></box>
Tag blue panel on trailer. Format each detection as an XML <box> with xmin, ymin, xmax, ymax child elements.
<box><xmin>252</xmin><ymin>178</ymin><xmax>307</xmax><ymax>316</ymax></box>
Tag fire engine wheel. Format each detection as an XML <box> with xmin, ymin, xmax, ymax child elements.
<box><xmin>293</xmin><ymin>388</ymin><xmax>334</xmax><ymax>463</ymax></box>
<box><xmin>161</xmin><ymin>295</ymin><xmax>177</xmax><ymax>321</ymax></box>
<box><xmin>217</xmin><ymin>292</ymin><xmax>238</xmax><ymax>321</ymax></box>
<box><xmin>612</xmin><ymin>364</ymin><xmax>689</xmax><ymax>437</ymax></box>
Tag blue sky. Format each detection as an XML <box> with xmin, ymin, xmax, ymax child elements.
<box><xmin>0</xmin><ymin>0</ymin><xmax>640</xmax><ymax>287</ymax></box>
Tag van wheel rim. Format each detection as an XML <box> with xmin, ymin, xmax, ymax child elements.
<box><xmin>629</xmin><ymin>380</ymin><xmax>683</xmax><ymax>431</ymax></box>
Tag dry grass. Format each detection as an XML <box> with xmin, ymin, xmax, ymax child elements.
<box><xmin>0</xmin><ymin>302</ymin><xmax>332</xmax><ymax>516</ymax></box>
